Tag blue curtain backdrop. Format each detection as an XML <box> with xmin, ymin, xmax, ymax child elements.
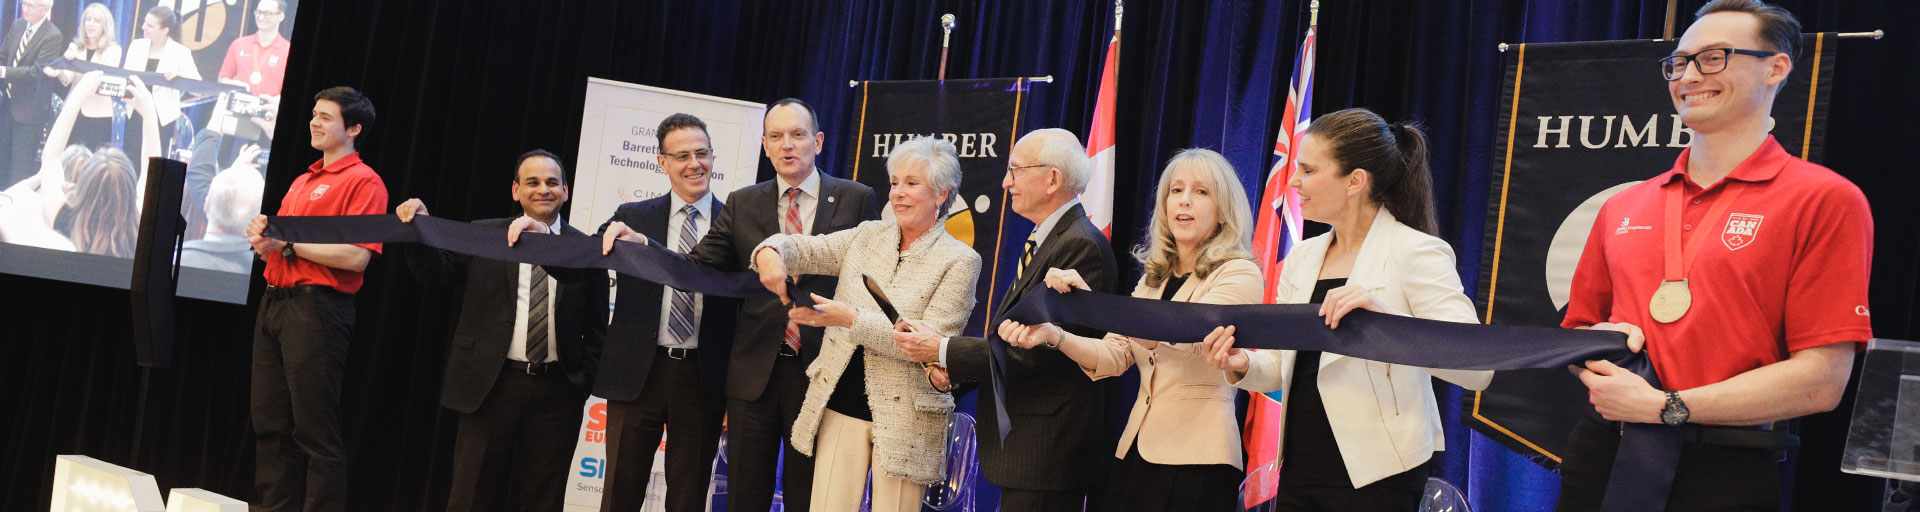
<box><xmin>2</xmin><ymin>1</ymin><xmax>1913</xmax><ymax>510</ymax></box>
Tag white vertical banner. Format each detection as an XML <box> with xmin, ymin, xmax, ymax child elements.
<box><xmin>570</xmin><ymin>77</ymin><xmax>766</xmax><ymax>233</ymax></box>
<box><xmin>564</xmin><ymin>78</ymin><xmax>764</xmax><ymax>511</ymax></box>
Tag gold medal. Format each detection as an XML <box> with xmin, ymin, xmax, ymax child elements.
<box><xmin>1649</xmin><ymin>279</ymin><xmax>1692</xmax><ymax>323</ymax></box>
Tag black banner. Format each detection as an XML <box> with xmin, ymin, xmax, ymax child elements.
<box><xmin>845</xmin><ymin>78</ymin><xmax>1029</xmax><ymax>336</ymax></box>
<box><xmin>1470</xmin><ymin>35</ymin><xmax>1838</xmax><ymax>469</ymax></box>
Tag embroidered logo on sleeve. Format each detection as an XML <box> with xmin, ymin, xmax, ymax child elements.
<box><xmin>1722</xmin><ymin>213</ymin><xmax>1763</xmax><ymax>251</ymax></box>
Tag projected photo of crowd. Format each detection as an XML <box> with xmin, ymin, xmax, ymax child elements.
<box><xmin>0</xmin><ymin>0</ymin><xmax>298</xmax><ymax>280</ymax></box>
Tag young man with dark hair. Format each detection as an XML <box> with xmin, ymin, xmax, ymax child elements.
<box><xmin>245</xmin><ymin>85</ymin><xmax>388</xmax><ymax>512</ymax></box>
<box><xmin>1559</xmin><ymin>1</ymin><xmax>1872</xmax><ymax>509</ymax></box>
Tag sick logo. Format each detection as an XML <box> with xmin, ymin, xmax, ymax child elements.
<box><xmin>1722</xmin><ymin>213</ymin><xmax>1763</xmax><ymax>251</ymax></box>
<box><xmin>310</xmin><ymin>184</ymin><xmax>330</xmax><ymax>201</ymax></box>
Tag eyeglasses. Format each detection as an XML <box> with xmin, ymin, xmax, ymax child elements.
<box><xmin>664</xmin><ymin>149</ymin><xmax>715</xmax><ymax>163</ymax></box>
<box><xmin>255</xmin><ymin>9</ymin><xmax>283</xmax><ymax>17</ymax></box>
<box><xmin>1006</xmin><ymin>163</ymin><xmax>1050</xmax><ymax>179</ymax></box>
<box><xmin>1659</xmin><ymin>48</ymin><xmax>1778</xmax><ymax>81</ymax></box>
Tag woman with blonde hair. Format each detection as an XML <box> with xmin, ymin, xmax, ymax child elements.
<box><xmin>43</xmin><ymin>3</ymin><xmax>123</xmax><ymax>149</ymax></box>
<box><xmin>999</xmin><ymin>148</ymin><xmax>1260</xmax><ymax>511</ymax></box>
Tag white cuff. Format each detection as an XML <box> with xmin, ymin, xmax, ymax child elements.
<box><xmin>937</xmin><ymin>336</ymin><xmax>950</xmax><ymax>368</ymax></box>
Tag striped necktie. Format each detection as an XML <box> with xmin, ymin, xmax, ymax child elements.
<box><xmin>667</xmin><ymin>205</ymin><xmax>700</xmax><ymax>345</ymax></box>
<box><xmin>782</xmin><ymin>187</ymin><xmax>803</xmax><ymax>352</ymax></box>
<box><xmin>8</xmin><ymin>23</ymin><xmax>35</xmax><ymax>98</ymax></box>
<box><xmin>1015</xmin><ymin>231</ymin><xmax>1038</xmax><ymax>280</ymax></box>
<box><xmin>525</xmin><ymin>264</ymin><xmax>551</xmax><ymax>362</ymax></box>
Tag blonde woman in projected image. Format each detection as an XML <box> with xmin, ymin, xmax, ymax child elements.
<box><xmin>997</xmin><ymin>148</ymin><xmax>1258</xmax><ymax>511</ymax></box>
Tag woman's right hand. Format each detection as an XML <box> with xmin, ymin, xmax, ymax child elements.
<box><xmin>1044</xmin><ymin>268</ymin><xmax>1091</xmax><ymax>293</ymax></box>
<box><xmin>1201</xmin><ymin>325</ymin><xmax>1250</xmax><ymax>373</ymax></box>
<box><xmin>64</xmin><ymin>45</ymin><xmax>83</xmax><ymax>61</ymax></box>
<box><xmin>753</xmin><ymin>247</ymin><xmax>791</xmax><ymax>303</ymax></box>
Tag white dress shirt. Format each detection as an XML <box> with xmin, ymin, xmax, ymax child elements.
<box><xmin>775</xmin><ymin>168</ymin><xmax>823</xmax><ymax>235</ymax></box>
<box><xmin>657</xmin><ymin>192</ymin><xmax>714</xmax><ymax>349</ymax></box>
<box><xmin>508</xmin><ymin>216</ymin><xmax>562</xmax><ymax>363</ymax></box>
<box><xmin>936</xmin><ymin>198</ymin><xmax>1081</xmax><ymax>366</ymax></box>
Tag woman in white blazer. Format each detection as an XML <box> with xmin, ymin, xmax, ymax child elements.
<box><xmin>1200</xmin><ymin>108</ymin><xmax>1493</xmax><ymax>511</ymax></box>
<box><xmin>998</xmin><ymin>149</ymin><xmax>1259</xmax><ymax>511</ymax></box>
<box><xmin>751</xmin><ymin>137</ymin><xmax>980</xmax><ymax>512</ymax></box>
<box><xmin>121</xmin><ymin>6</ymin><xmax>202</xmax><ymax>144</ymax></box>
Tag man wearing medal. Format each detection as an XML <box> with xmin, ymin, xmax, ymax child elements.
<box><xmin>1556</xmin><ymin>0</ymin><xmax>1874</xmax><ymax>510</ymax></box>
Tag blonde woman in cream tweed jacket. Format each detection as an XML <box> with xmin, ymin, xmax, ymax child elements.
<box><xmin>755</xmin><ymin>218</ymin><xmax>979</xmax><ymax>485</ymax></box>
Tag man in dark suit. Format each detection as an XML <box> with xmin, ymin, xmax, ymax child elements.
<box><xmin>896</xmin><ymin>129</ymin><xmax>1119</xmax><ymax>512</ymax></box>
<box><xmin>395</xmin><ymin>150</ymin><xmax>608</xmax><ymax>512</ymax></box>
<box><xmin>589</xmin><ymin>113</ymin><xmax>740</xmax><ymax>511</ymax></box>
<box><xmin>0</xmin><ymin>0</ymin><xmax>64</xmax><ymax>187</ymax></box>
<box><xmin>664</xmin><ymin>98</ymin><xmax>879</xmax><ymax>512</ymax></box>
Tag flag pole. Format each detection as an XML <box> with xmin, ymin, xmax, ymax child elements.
<box><xmin>939</xmin><ymin>14</ymin><xmax>956</xmax><ymax>81</ymax></box>
<box><xmin>1310</xmin><ymin>0</ymin><xmax>1319</xmax><ymax>25</ymax></box>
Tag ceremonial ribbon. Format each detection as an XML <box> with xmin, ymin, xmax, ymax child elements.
<box><xmin>263</xmin><ymin>214</ymin><xmax>1680</xmax><ymax>511</ymax></box>
<box><xmin>48</xmin><ymin>58</ymin><xmax>249</xmax><ymax>97</ymax></box>
<box><xmin>993</xmin><ymin>288</ymin><xmax>1679</xmax><ymax>512</ymax></box>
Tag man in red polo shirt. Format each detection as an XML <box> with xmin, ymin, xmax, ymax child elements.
<box><xmin>1556</xmin><ymin>1</ymin><xmax>1873</xmax><ymax>510</ymax></box>
<box><xmin>218</xmin><ymin>0</ymin><xmax>290</xmax><ymax>97</ymax></box>
<box><xmin>244</xmin><ymin>86</ymin><xmax>385</xmax><ymax>512</ymax></box>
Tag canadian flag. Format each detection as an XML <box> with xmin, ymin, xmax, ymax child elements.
<box><xmin>1082</xmin><ymin>27</ymin><xmax>1119</xmax><ymax>238</ymax></box>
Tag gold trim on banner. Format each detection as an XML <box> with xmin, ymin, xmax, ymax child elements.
<box><xmin>1801</xmin><ymin>33</ymin><xmax>1825</xmax><ymax>158</ymax></box>
<box><xmin>1474</xmin><ymin>43</ymin><xmax>1564</xmax><ymax>464</ymax></box>
<box><xmin>1484</xmin><ymin>43</ymin><xmax>1525</xmax><ymax>325</ymax></box>
<box><xmin>1473</xmin><ymin>388</ymin><xmax>1563</xmax><ymax>464</ymax></box>
<box><xmin>852</xmin><ymin>82</ymin><xmax>872</xmax><ymax>181</ymax></box>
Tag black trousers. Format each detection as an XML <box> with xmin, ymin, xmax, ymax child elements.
<box><xmin>725</xmin><ymin>353</ymin><xmax>812</xmax><ymax>512</ymax></box>
<box><xmin>602</xmin><ymin>348</ymin><xmax>723</xmax><ymax>512</ymax></box>
<box><xmin>999</xmin><ymin>487</ymin><xmax>1090</xmax><ymax>512</ymax></box>
<box><xmin>252</xmin><ymin>286</ymin><xmax>354</xmax><ymax>512</ymax></box>
<box><xmin>1556</xmin><ymin>414</ymin><xmax>1783</xmax><ymax>511</ymax></box>
<box><xmin>1098</xmin><ymin>445</ymin><xmax>1238</xmax><ymax>512</ymax></box>
<box><xmin>445</xmin><ymin>362</ymin><xmax>582</xmax><ymax>512</ymax></box>
<box><xmin>3</xmin><ymin>116</ymin><xmax>43</xmax><ymax>188</ymax></box>
<box><xmin>1269</xmin><ymin>460</ymin><xmax>1429</xmax><ymax>512</ymax></box>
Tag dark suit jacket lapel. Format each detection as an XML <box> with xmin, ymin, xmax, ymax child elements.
<box><xmin>813</xmin><ymin>176</ymin><xmax>844</xmax><ymax>234</ymax></box>
<box><xmin>996</xmin><ymin>203</ymin><xmax>1088</xmax><ymax>318</ymax></box>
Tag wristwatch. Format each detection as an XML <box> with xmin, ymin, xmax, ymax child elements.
<box><xmin>1660</xmin><ymin>390</ymin><xmax>1690</xmax><ymax>426</ymax></box>
<box><xmin>280</xmin><ymin>241</ymin><xmax>297</xmax><ymax>260</ymax></box>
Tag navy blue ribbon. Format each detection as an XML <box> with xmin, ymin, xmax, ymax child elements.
<box><xmin>48</xmin><ymin>58</ymin><xmax>249</xmax><ymax>97</ymax></box>
<box><xmin>996</xmin><ymin>288</ymin><xmax>1680</xmax><ymax>512</ymax></box>
<box><xmin>264</xmin><ymin>214</ymin><xmax>1677</xmax><ymax>511</ymax></box>
<box><xmin>263</xmin><ymin>214</ymin><xmax>770</xmax><ymax>299</ymax></box>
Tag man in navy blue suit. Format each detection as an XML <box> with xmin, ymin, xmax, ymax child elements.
<box><xmin>586</xmin><ymin>113</ymin><xmax>739</xmax><ymax>511</ymax></box>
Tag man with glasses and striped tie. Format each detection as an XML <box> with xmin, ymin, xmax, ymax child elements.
<box><xmin>557</xmin><ymin>113</ymin><xmax>744</xmax><ymax>511</ymax></box>
<box><xmin>395</xmin><ymin>149</ymin><xmax>608</xmax><ymax>511</ymax></box>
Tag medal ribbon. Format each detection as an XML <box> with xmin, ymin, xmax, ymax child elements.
<box><xmin>1662</xmin><ymin>177</ymin><xmax>1748</xmax><ymax>282</ymax></box>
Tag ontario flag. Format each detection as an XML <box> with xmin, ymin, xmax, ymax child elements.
<box><xmin>1243</xmin><ymin>20</ymin><xmax>1315</xmax><ymax>509</ymax></box>
<box><xmin>1082</xmin><ymin>23</ymin><xmax>1119</xmax><ymax>238</ymax></box>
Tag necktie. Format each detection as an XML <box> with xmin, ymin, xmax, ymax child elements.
<box><xmin>782</xmin><ymin>187</ymin><xmax>803</xmax><ymax>352</ymax></box>
<box><xmin>9</xmin><ymin>23</ymin><xmax>35</xmax><ymax>98</ymax></box>
<box><xmin>1015</xmin><ymin>231</ymin><xmax>1038</xmax><ymax>280</ymax></box>
<box><xmin>525</xmin><ymin>263</ymin><xmax>551</xmax><ymax>362</ymax></box>
<box><xmin>667</xmin><ymin>205</ymin><xmax>700</xmax><ymax>345</ymax></box>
